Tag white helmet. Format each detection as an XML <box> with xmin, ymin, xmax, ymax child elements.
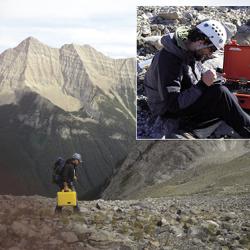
<box><xmin>72</xmin><ymin>153</ymin><xmax>82</xmax><ymax>163</ymax></box>
<box><xmin>196</xmin><ymin>20</ymin><xmax>227</xmax><ymax>50</ymax></box>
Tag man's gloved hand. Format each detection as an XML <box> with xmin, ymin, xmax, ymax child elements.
<box><xmin>63</xmin><ymin>182</ymin><xmax>69</xmax><ymax>192</ymax></box>
<box><xmin>74</xmin><ymin>176</ymin><xmax>77</xmax><ymax>181</ymax></box>
<box><xmin>202</xmin><ymin>69</ymin><xmax>217</xmax><ymax>86</ymax></box>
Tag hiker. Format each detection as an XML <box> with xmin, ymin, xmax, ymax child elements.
<box><xmin>54</xmin><ymin>153</ymin><xmax>82</xmax><ymax>213</ymax></box>
<box><xmin>144</xmin><ymin>20</ymin><xmax>250</xmax><ymax>138</ymax></box>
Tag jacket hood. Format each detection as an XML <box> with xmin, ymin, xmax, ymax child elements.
<box><xmin>161</xmin><ymin>27</ymin><xmax>191</xmax><ymax>61</ymax></box>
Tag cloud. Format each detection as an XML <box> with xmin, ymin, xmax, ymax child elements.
<box><xmin>3</xmin><ymin>0</ymin><xmax>246</xmax><ymax>57</ymax></box>
<box><xmin>0</xmin><ymin>0</ymin><xmax>136</xmax><ymax>58</ymax></box>
<box><xmin>0</xmin><ymin>26</ymin><xmax>136</xmax><ymax>58</ymax></box>
<box><xmin>0</xmin><ymin>0</ymin><xmax>135</xmax><ymax>19</ymax></box>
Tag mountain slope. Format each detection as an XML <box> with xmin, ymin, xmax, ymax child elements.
<box><xmin>0</xmin><ymin>37</ymin><xmax>136</xmax><ymax>198</ymax></box>
<box><xmin>102</xmin><ymin>141</ymin><xmax>250</xmax><ymax>199</ymax></box>
<box><xmin>134</xmin><ymin>151</ymin><xmax>250</xmax><ymax>198</ymax></box>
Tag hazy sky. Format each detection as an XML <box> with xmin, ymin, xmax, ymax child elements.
<box><xmin>0</xmin><ymin>0</ymin><xmax>136</xmax><ymax>58</ymax></box>
<box><xmin>0</xmin><ymin>0</ymin><xmax>248</xmax><ymax>58</ymax></box>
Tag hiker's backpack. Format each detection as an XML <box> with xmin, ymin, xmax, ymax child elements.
<box><xmin>52</xmin><ymin>157</ymin><xmax>65</xmax><ymax>184</ymax></box>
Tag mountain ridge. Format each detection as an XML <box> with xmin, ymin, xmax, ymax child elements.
<box><xmin>0</xmin><ymin>37</ymin><xmax>135</xmax><ymax>116</ymax></box>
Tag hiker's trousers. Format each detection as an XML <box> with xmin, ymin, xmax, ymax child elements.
<box><xmin>177</xmin><ymin>84</ymin><xmax>250</xmax><ymax>138</ymax></box>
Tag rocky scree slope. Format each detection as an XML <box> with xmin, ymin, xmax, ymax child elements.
<box><xmin>137</xmin><ymin>6</ymin><xmax>250</xmax><ymax>138</ymax></box>
<box><xmin>1</xmin><ymin>194</ymin><xmax>249</xmax><ymax>250</ymax></box>
<box><xmin>0</xmin><ymin>37</ymin><xmax>136</xmax><ymax>199</ymax></box>
<box><xmin>103</xmin><ymin>140</ymin><xmax>250</xmax><ymax>200</ymax></box>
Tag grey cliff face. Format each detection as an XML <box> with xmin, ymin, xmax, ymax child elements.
<box><xmin>0</xmin><ymin>37</ymin><xmax>136</xmax><ymax>199</ymax></box>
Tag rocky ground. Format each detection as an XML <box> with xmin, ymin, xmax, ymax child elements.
<box><xmin>1</xmin><ymin>194</ymin><xmax>250</xmax><ymax>250</ymax></box>
<box><xmin>137</xmin><ymin>6</ymin><xmax>250</xmax><ymax>138</ymax></box>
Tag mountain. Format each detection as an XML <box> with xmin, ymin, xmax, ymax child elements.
<box><xmin>102</xmin><ymin>140</ymin><xmax>250</xmax><ymax>199</ymax></box>
<box><xmin>0</xmin><ymin>37</ymin><xmax>136</xmax><ymax>198</ymax></box>
<box><xmin>0</xmin><ymin>37</ymin><xmax>135</xmax><ymax>116</ymax></box>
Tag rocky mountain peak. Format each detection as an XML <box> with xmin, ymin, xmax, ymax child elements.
<box><xmin>15</xmin><ymin>36</ymin><xmax>48</xmax><ymax>52</ymax></box>
<box><xmin>23</xmin><ymin>36</ymin><xmax>43</xmax><ymax>44</ymax></box>
<box><xmin>0</xmin><ymin>37</ymin><xmax>135</xmax><ymax>116</ymax></box>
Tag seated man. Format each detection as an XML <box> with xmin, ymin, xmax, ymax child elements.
<box><xmin>144</xmin><ymin>20</ymin><xmax>250</xmax><ymax>138</ymax></box>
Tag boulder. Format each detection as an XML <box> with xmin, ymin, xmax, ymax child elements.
<box><xmin>158</xmin><ymin>8</ymin><xmax>181</xmax><ymax>20</ymax></box>
<box><xmin>223</xmin><ymin>22</ymin><xmax>237</xmax><ymax>40</ymax></box>
<box><xmin>201</xmin><ymin>220</ymin><xmax>220</xmax><ymax>235</ymax></box>
<box><xmin>60</xmin><ymin>231</ymin><xmax>79</xmax><ymax>243</ymax></box>
<box><xmin>234</xmin><ymin>25</ymin><xmax>250</xmax><ymax>45</ymax></box>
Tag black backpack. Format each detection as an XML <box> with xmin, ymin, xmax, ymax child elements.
<box><xmin>52</xmin><ymin>157</ymin><xmax>65</xmax><ymax>184</ymax></box>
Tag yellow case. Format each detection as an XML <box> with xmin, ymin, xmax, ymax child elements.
<box><xmin>57</xmin><ymin>189</ymin><xmax>77</xmax><ymax>206</ymax></box>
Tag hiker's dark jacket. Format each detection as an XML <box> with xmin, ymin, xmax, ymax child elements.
<box><xmin>144</xmin><ymin>33</ymin><xmax>208</xmax><ymax>117</ymax></box>
<box><xmin>62</xmin><ymin>159</ymin><xmax>76</xmax><ymax>183</ymax></box>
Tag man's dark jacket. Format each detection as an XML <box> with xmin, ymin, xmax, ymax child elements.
<box><xmin>144</xmin><ymin>33</ymin><xmax>208</xmax><ymax>117</ymax></box>
<box><xmin>62</xmin><ymin>159</ymin><xmax>76</xmax><ymax>183</ymax></box>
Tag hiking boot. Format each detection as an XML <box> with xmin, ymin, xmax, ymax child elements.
<box><xmin>55</xmin><ymin>206</ymin><xmax>62</xmax><ymax>214</ymax></box>
<box><xmin>73</xmin><ymin>206</ymin><xmax>81</xmax><ymax>213</ymax></box>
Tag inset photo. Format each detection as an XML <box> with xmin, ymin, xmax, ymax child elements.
<box><xmin>137</xmin><ymin>6</ymin><xmax>250</xmax><ymax>139</ymax></box>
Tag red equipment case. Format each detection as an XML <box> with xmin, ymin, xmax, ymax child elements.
<box><xmin>223</xmin><ymin>41</ymin><xmax>250</xmax><ymax>110</ymax></box>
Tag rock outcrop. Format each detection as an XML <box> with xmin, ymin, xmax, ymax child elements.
<box><xmin>0</xmin><ymin>37</ymin><xmax>136</xmax><ymax>199</ymax></box>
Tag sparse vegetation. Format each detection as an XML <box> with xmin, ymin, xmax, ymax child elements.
<box><xmin>1</xmin><ymin>194</ymin><xmax>250</xmax><ymax>249</ymax></box>
<box><xmin>128</xmin><ymin>152</ymin><xmax>250</xmax><ymax>199</ymax></box>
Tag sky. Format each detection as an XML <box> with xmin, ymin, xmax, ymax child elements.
<box><xmin>0</xmin><ymin>0</ymin><xmax>136</xmax><ymax>58</ymax></box>
<box><xmin>0</xmin><ymin>0</ymin><xmax>248</xmax><ymax>58</ymax></box>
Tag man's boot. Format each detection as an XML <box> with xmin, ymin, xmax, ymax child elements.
<box><xmin>55</xmin><ymin>205</ymin><xmax>62</xmax><ymax>214</ymax></box>
<box><xmin>73</xmin><ymin>205</ymin><xmax>80</xmax><ymax>213</ymax></box>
